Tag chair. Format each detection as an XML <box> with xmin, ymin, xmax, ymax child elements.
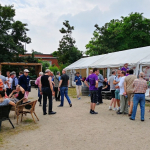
<box><xmin>0</xmin><ymin>105</ymin><xmax>15</xmax><ymax>131</ymax></box>
<box><xmin>16</xmin><ymin>100</ymin><xmax>39</xmax><ymax>124</ymax></box>
<box><xmin>11</xmin><ymin>98</ymin><xmax>25</xmax><ymax>119</ymax></box>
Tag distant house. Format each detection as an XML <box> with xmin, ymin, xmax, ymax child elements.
<box><xmin>19</xmin><ymin>53</ymin><xmax>59</xmax><ymax>67</ymax></box>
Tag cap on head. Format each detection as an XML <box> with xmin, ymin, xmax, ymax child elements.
<box><xmin>45</xmin><ymin>69</ymin><xmax>51</xmax><ymax>73</ymax></box>
<box><xmin>24</xmin><ymin>69</ymin><xmax>30</xmax><ymax>73</ymax></box>
<box><xmin>10</xmin><ymin>71</ymin><xmax>16</xmax><ymax>76</ymax></box>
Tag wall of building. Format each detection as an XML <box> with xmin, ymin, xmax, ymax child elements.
<box><xmin>19</xmin><ymin>54</ymin><xmax>59</xmax><ymax>67</ymax></box>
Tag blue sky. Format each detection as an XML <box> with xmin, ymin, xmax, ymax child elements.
<box><xmin>2</xmin><ymin>0</ymin><xmax>150</xmax><ymax>54</ymax></box>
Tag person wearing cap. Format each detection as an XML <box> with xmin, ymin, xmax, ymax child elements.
<box><xmin>35</xmin><ymin>72</ymin><xmax>43</xmax><ymax>106</ymax></box>
<box><xmin>39</xmin><ymin>69</ymin><xmax>56</xmax><ymax>115</ymax></box>
<box><xmin>18</xmin><ymin>69</ymin><xmax>30</xmax><ymax>102</ymax></box>
<box><xmin>121</xmin><ymin>63</ymin><xmax>129</xmax><ymax>72</ymax></box>
<box><xmin>10</xmin><ymin>71</ymin><xmax>18</xmax><ymax>90</ymax></box>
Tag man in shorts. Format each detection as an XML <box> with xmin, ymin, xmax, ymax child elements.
<box><xmin>124</xmin><ymin>69</ymin><xmax>137</xmax><ymax>116</ymax></box>
<box><xmin>113</xmin><ymin>70</ymin><xmax>121</xmax><ymax>111</ymax></box>
<box><xmin>84</xmin><ymin>68</ymin><xmax>99</xmax><ymax>114</ymax></box>
<box><xmin>108</xmin><ymin>70</ymin><xmax>116</xmax><ymax>110</ymax></box>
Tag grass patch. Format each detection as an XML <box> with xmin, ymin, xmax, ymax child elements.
<box><xmin>23</xmin><ymin>118</ymin><xmax>33</xmax><ymax>123</ymax></box>
<box><xmin>68</xmin><ymin>87</ymin><xmax>76</xmax><ymax>98</ymax></box>
<box><xmin>145</xmin><ymin>102</ymin><xmax>150</xmax><ymax>107</ymax></box>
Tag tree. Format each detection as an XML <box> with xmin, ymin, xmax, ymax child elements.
<box><xmin>85</xmin><ymin>13</ymin><xmax>150</xmax><ymax>56</ymax></box>
<box><xmin>0</xmin><ymin>5</ymin><xmax>31</xmax><ymax>62</ymax></box>
<box><xmin>57</xmin><ymin>20</ymin><xmax>82</xmax><ymax>65</ymax></box>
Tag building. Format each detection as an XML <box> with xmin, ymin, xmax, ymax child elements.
<box><xmin>19</xmin><ymin>53</ymin><xmax>59</xmax><ymax>67</ymax></box>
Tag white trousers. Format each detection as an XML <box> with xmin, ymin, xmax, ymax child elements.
<box><xmin>76</xmin><ymin>85</ymin><xmax>82</xmax><ymax>97</ymax></box>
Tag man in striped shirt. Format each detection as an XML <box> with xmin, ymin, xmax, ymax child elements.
<box><xmin>130</xmin><ymin>72</ymin><xmax>148</xmax><ymax>121</ymax></box>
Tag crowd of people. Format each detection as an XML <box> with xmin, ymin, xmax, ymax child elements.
<box><xmin>0</xmin><ymin>63</ymin><xmax>148</xmax><ymax>121</ymax></box>
<box><xmin>82</xmin><ymin>63</ymin><xmax>148</xmax><ymax>121</ymax></box>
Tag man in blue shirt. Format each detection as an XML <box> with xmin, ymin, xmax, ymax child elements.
<box><xmin>10</xmin><ymin>71</ymin><xmax>18</xmax><ymax>90</ymax></box>
<box><xmin>74</xmin><ymin>72</ymin><xmax>82</xmax><ymax>100</ymax></box>
<box><xmin>18</xmin><ymin>69</ymin><xmax>30</xmax><ymax>102</ymax></box>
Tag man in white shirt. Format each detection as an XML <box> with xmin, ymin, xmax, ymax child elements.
<box><xmin>117</xmin><ymin>71</ymin><xmax>128</xmax><ymax>114</ymax></box>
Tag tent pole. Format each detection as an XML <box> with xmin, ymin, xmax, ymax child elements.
<box><xmin>107</xmin><ymin>68</ymin><xmax>110</xmax><ymax>79</ymax></box>
<box><xmin>135</xmin><ymin>63</ymin><xmax>139</xmax><ymax>77</ymax></box>
<box><xmin>86</xmin><ymin>67</ymin><xmax>89</xmax><ymax>77</ymax></box>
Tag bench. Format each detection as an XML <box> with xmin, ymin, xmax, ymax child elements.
<box><xmin>102</xmin><ymin>91</ymin><xmax>111</xmax><ymax>100</ymax></box>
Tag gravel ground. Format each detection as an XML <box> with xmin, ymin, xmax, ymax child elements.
<box><xmin>1</xmin><ymin>88</ymin><xmax>150</xmax><ymax>150</ymax></box>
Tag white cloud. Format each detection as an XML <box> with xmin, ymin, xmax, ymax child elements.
<box><xmin>1</xmin><ymin>0</ymin><xmax>150</xmax><ymax>54</ymax></box>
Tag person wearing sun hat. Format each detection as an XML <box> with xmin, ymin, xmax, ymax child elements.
<box><xmin>18</xmin><ymin>69</ymin><xmax>30</xmax><ymax>102</ymax></box>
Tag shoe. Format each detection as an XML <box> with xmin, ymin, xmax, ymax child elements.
<box><xmin>49</xmin><ymin>111</ymin><xmax>56</xmax><ymax>115</ymax></box>
<box><xmin>129</xmin><ymin>117</ymin><xmax>135</xmax><ymax>121</ymax></box>
<box><xmin>96</xmin><ymin>102</ymin><xmax>100</xmax><ymax>105</ymax></box>
<box><xmin>128</xmin><ymin>114</ymin><xmax>132</xmax><ymax>116</ymax></box>
<box><xmin>109</xmin><ymin>106</ymin><xmax>112</xmax><ymax>110</ymax></box>
<box><xmin>39</xmin><ymin>104</ymin><xmax>42</xmax><ymax>106</ymax></box>
<box><xmin>124</xmin><ymin>112</ymin><xmax>128</xmax><ymax>115</ymax></box>
<box><xmin>117</xmin><ymin>112</ymin><xmax>123</xmax><ymax>114</ymax></box>
<box><xmin>70</xmin><ymin>103</ymin><xmax>72</xmax><ymax>107</ymax></box>
<box><xmin>78</xmin><ymin>98</ymin><xmax>81</xmax><ymax>100</ymax></box>
<box><xmin>57</xmin><ymin>105</ymin><xmax>63</xmax><ymax>107</ymax></box>
<box><xmin>90</xmin><ymin>109</ymin><xmax>93</xmax><ymax>114</ymax></box>
<box><xmin>117</xmin><ymin>107</ymin><xmax>120</xmax><ymax>111</ymax></box>
<box><xmin>92</xmin><ymin>111</ymin><xmax>98</xmax><ymax>114</ymax></box>
<box><xmin>113</xmin><ymin>108</ymin><xmax>117</xmax><ymax>111</ymax></box>
<box><xmin>141</xmin><ymin>120</ymin><xmax>144</xmax><ymax>121</ymax></box>
<box><xmin>99</xmin><ymin>102</ymin><xmax>103</xmax><ymax>104</ymax></box>
<box><xmin>43</xmin><ymin>112</ymin><xmax>47</xmax><ymax>115</ymax></box>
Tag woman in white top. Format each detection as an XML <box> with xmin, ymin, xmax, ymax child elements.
<box><xmin>117</xmin><ymin>71</ymin><xmax>128</xmax><ymax>114</ymax></box>
<box><xmin>5</xmin><ymin>71</ymin><xmax>13</xmax><ymax>96</ymax></box>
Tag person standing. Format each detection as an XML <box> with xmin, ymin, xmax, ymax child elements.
<box><xmin>124</xmin><ymin>69</ymin><xmax>137</xmax><ymax>116</ymax></box>
<box><xmin>113</xmin><ymin>70</ymin><xmax>121</xmax><ymax>111</ymax></box>
<box><xmin>97</xmin><ymin>70</ymin><xmax>104</xmax><ymax>105</ymax></box>
<box><xmin>84</xmin><ymin>68</ymin><xmax>99</xmax><ymax>114</ymax></box>
<box><xmin>74</xmin><ymin>72</ymin><xmax>82</xmax><ymax>100</ymax></box>
<box><xmin>0</xmin><ymin>71</ymin><xmax>6</xmax><ymax>91</ymax></box>
<box><xmin>108</xmin><ymin>70</ymin><xmax>116</xmax><ymax>110</ymax></box>
<box><xmin>5</xmin><ymin>71</ymin><xmax>13</xmax><ymax>96</ymax></box>
<box><xmin>10</xmin><ymin>71</ymin><xmax>18</xmax><ymax>90</ymax></box>
<box><xmin>121</xmin><ymin>63</ymin><xmax>129</xmax><ymax>72</ymax></box>
<box><xmin>58</xmin><ymin>69</ymin><xmax>72</xmax><ymax>107</ymax></box>
<box><xmin>130</xmin><ymin>72</ymin><xmax>148</xmax><ymax>121</ymax></box>
<box><xmin>40</xmin><ymin>69</ymin><xmax>56</xmax><ymax>115</ymax></box>
<box><xmin>35</xmin><ymin>72</ymin><xmax>43</xmax><ymax>106</ymax></box>
<box><xmin>18</xmin><ymin>69</ymin><xmax>30</xmax><ymax>102</ymax></box>
<box><xmin>54</xmin><ymin>71</ymin><xmax>61</xmax><ymax>101</ymax></box>
<box><xmin>117</xmin><ymin>71</ymin><xmax>128</xmax><ymax>114</ymax></box>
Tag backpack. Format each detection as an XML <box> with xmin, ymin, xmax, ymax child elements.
<box><xmin>0</xmin><ymin>79</ymin><xmax>3</xmax><ymax>91</ymax></box>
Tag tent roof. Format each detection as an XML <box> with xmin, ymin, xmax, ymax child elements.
<box><xmin>65</xmin><ymin>46</ymin><xmax>150</xmax><ymax>70</ymax></box>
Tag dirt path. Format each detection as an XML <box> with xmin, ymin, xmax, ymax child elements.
<box><xmin>1</xmin><ymin>88</ymin><xmax>150</xmax><ymax>150</ymax></box>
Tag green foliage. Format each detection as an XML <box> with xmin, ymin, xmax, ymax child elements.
<box><xmin>57</xmin><ymin>20</ymin><xmax>82</xmax><ymax>65</ymax></box>
<box><xmin>49</xmin><ymin>65</ymin><xmax>59</xmax><ymax>75</ymax></box>
<box><xmin>38</xmin><ymin>59</ymin><xmax>50</xmax><ymax>72</ymax></box>
<box><xmin>0</xmin><ymin>4</ymin><xmax>31</xmax><ymax>62</ymax></box>
<box><xmin>85</xmin><ymin>12</ymin><xmax>150</xmax><ymax>56</ymax></box>
<box><xmin>52</xmin><ymin>51</ymin><xmax>58</xmax><ymax>57</ymax></box>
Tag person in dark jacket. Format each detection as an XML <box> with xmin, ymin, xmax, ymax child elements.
<box><xmin>74</xmin><ymin>72</ymin><xmax>82</xmax><ymax>100</ymax></box>
<box><xmin>18</xmin><ymin>69</ymin><xmax>30</xmax><ymax>102</ymax></box>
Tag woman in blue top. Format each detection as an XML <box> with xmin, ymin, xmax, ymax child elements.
<box><xmin>0</xmin><ymin>90</ymin><xmax>15</xmax><ymax>106</ymax></box>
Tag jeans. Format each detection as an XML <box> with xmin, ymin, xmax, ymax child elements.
<box><xmin>42</xmin><ymin>87</ymin><xmax>52</xmax><ymax>114</ymax></box>
<box><xmin>38</xmin><ymin>87</ymin><xmax>42</xmax><ymax>104</ymax></box>
<box><xmin>60</xmin><ymin>87</ymin><xmax>71</xmax><ymax>106</ymax></box>
<box><xmin>54</xmin><ymin>87</ymin><xmax>60</xmax><ymax>100</ymax></box>
<box><xmin>131</xmin><ymin>94</ymin><xmax>145</xmax><ymax>120</ymax></box>
<box><xmin>98</xmin><ymin>86</ymin><xmax>102</xmax><ymax>103</ymax></box>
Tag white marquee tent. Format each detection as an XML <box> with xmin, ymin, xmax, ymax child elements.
<box><xmin>66</xmin><ymin>46</ymin><xmax>150</xmax><ymax>79</ymax></box>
